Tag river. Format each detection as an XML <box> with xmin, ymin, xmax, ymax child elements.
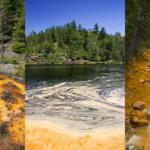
<box><xmin>25</xmin><ymin>64</ymin><xmax>125</xmax><ymax>149</ymax></box>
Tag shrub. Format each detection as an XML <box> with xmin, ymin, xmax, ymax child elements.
<box><xmin>8</xmin><ymin>55</ymin><xmax>18</xmax><ymax>64</ymax></box>
<box><xmin>11</xmin><ymin>42</ymin><xmax>25</xmax><ymax>53</ymax></box>
<box><xmin>0</xmin><ymin>54</ymin><xmax>8</xmax><ymax>64</ymax></box>
<box><xmin>13</xmin><ymin>56</ymin><xmax>25</xmax><ymax>77</ymax></box>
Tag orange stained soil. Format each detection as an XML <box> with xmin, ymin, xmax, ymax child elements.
<box><xmin>125</xmin><ymin>50</ymin><xmax>150</xmax><ymax>149</ymax></box>
<box><xmin>0</xmin><ymin>74</ymin><xmax>25</xmax><ymax>143</ymax></box>
<box><xmin>126</xmin><ymin>50</ymin><xmax>150</xmax><ymax>108</ymax></box>
<box><xmin>25</xmin><ymin>121</ymin><xmax>125</xmax><ymax>150</ymax></box>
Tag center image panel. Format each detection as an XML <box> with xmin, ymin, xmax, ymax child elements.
<box><xmin>25</xmin><ymin>0</ymin><xmax>125</xmax><ymax>149</ymax></box>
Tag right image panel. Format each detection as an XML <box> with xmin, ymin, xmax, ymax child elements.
<box><xmin>125</xmin><ymin>0</ymin><xmax>150</xmax><ymax>149</ymax></box>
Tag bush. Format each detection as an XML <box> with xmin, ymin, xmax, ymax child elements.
<box><xmin>8</xmin><ymin>55</ymin><xmax>18</xmax><ymax>64</ymax></box>
<box><xmin>0</xmin><ymin>54</ymin><xmax>8</xmax><ymax>64</ymax></box>
<box><xmin>11</xmin><ymin>42</ymin><xmax>25</xmax><ymax>53</ymax></box>
<box><xmin>13</xmin><ymin>56</ymin><xmax>25</xmax><ymax>77</ymax></box>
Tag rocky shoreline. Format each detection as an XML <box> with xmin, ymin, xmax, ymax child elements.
<box><xmin>26</xmin><ymin>53</ymin><xmax>87</xmax><ymax>64</ymax></box>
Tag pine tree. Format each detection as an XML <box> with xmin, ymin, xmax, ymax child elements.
<box><xmin>93</xmin><ymin>23</ymin><xmax>99</xmax><ymax>35</ymax></box>
<box><xmin>98</xmin><ymin>27</ymin><xmax>106</xmax><ymax>40</ymax></box>
<box><xmin>11</xmin><ymin>0</ymin><xmax>25</xmax><ymax>53</ymax></box>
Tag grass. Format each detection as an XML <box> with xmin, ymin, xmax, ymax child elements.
<box><xmin>25</xmin><ymin>60</ymin><xmax>125</xmax><ymax>65</ymax></box>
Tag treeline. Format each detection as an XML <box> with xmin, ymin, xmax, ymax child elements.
<box><xmin>26</xmin><ymin>20</ymin><xmax>125</xmax><ymax>62</ymax></box>
<box><xmin>0</xmin><ymin>0</ymin><xmax>25</xmax><ymax>53</ymax></box>
<box><xmin>126</xmin><ymin>0</ymin><xmax>150</xmax><ymax>63</ymax></box>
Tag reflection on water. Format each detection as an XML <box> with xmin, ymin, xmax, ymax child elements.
<box><xmin>26</xmin><ymin>64</ymin><xmax>125</xmax><ymax>91</ymax></box>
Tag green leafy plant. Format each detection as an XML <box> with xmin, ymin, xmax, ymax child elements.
<box><xmin>13</xmin><ymin>56</ymin><xmax>25</xmax><ymax>77</ymax></box>
<box><xmin>0</xmin><ymin>54</ymin><xmax>8</xmax><ymax>64</ymax></box>
<box><xmin>8</xmin><ymin>55</ymin><xmax>18</xmax><ymax>64</ymax></box>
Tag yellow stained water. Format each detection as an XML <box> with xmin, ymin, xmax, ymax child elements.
<box><xmin>126</xmin><ymin>50</ymin><xmax>150</xmax><ymax>149</ymax></box>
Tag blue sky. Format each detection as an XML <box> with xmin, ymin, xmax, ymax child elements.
<box><xmin>25</xmin><ymin>0</ymin><xmax>125</xmax><ymax>36</ymax></box>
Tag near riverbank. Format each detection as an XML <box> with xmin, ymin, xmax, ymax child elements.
<box><xmin>125</xmin><ymin>49</ymin><xmax>150</xmax><ymax>150</ymax></box>
<box><xmin>26</xmin><ymin>120</ymin><xmax>124</xmax><ymax>150</ymax></box>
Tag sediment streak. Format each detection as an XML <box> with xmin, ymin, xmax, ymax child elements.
<box><xmin>26</xmin><ymin>79</ymin><xmax>125</xmax><ymax>134</ymax></box>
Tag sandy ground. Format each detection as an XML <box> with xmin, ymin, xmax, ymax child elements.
<box><xmin>25</xmin><ymin>120</ymin><xmax>124</xmax><ymax>150</ymax></box>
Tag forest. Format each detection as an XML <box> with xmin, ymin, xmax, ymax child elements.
<box><xmin>25</xmin><ymin>21</ymin><xmax>125</xmax><ymax>64</ymax></box>
<box><xmin>0</xmin><ymin>0</ymin><xmax>25</xmax><ymax>77</ymax></box>
<box><xmin>126</xmin><ymin>0</ymin><xmax>150</xmax><ymax>63</ymax></box>
<box><xmin>0</xmin><ymin>0</ymin><xmax>25</xmax><ymax>53</ymax></box>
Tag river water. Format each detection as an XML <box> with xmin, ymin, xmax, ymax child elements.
<box><xmin>25</xmin><ymin>64</ymin><xmax>125</xmax><ymax>133</ymax></box>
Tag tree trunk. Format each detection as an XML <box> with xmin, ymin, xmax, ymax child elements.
<box><xmin>128</xmin><ymin>0</ymin><xmax>143</xmax><ymax>53</ymax></box>
<box><xmin>1</xmin><ymin>0</ymin><xmax>4</xmax><ymax>54</ymax></box>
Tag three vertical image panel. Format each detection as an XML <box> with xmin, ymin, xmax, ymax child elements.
<box><xmin>25</xmin><ymin>0</ymin><xmax>125</xmax><ymax>149</ymax></box>
<box><xmin>0</xmin><ymin>0</ymin><xmax>25</xmax><ymax>149</ymax></box>
<box><xmin>125</xmin><ymin>0</ymin><xmax>150</xmax><ymax>149</ymax></box>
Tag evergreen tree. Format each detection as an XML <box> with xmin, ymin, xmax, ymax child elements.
<box><xmin>93</xmin><ymin>23</ymin><xmax>99</xmax><ymax>35</ymax></box>
<box><xmin>11</xmin><ymin>0</ymin><xmax>25</xmax><ymax>53</ymax></box>
<box><xmin>71</xmin><ymin>20</ymin><xmax>77</xmax><ymax>30</ymax></box>
<box><xmin>98</xmin><ymin>27</ymin><xmax>106</xmax><ymax>40</ymax></box>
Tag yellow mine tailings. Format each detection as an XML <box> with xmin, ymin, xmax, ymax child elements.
<box><xmin>25</xmin><ymin>121</ymin><xmax>124</xmax><ymax>150</ymax></box>
<box><xmin>0</xmin><ymin>74</ymin><xmax>25</xmax><ymax>143</ymax></box>
<box><xmin>126</xmin><ymin>50</ymin><xmax>150</xmax><ymax>149</ymax></box>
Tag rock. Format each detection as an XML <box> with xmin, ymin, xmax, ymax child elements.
<box><xmin>59</xmin><ymin>56</ymin><xmax>66</xmax><ymax>61</ymax></box>
<box><xmin>37</xmin><ymin>54</ymin><xmax>42</xmax><ymax>57</ymax></box>
<box><xmin>141</xmin><ymin>108</ymin><xmax>148</xmax><ymax>115</ymax></box>
<box><xmin>67</xmin><ymin>59</ymin><xmax>74</xmax><ymax>64</ymax></box>
<box><xmin>139</xmin><ymin>78</ymin><xmax>145</xmax><ymax>83</ymax></box>
<box><xmin>133</xmin><ymin>101</ymin><xmax>146</xmax><ymax>110</ymax></box>
<box><xmin>145</xmin><ymin>113</ymin><xmax>150</xmax><ymax>119</ymax></box>
<box><xmin>125</xmin><ymin>116</ymin><xmax>130</xmax><ymax>120</ymax></box>
<box><xmin>137</xmin><ymin>119</ymin><xmax>149</xmax><ymax>126</ymax></box>
<box><xmin>31</xmin><ymin>56</ymin><xmax>39</xmax><ymax>61</ymax></box>
<box><xmin>0</xmin><ymin>77</ymin><xmax>4</xmax><ymax>80</ymax></box>
<box><xmin>125</xmin><ymin>147</ymin><xmax>129</xmax><ymax>150</ymax></box>
<box><xmin>129</xmin><ymin>145</ymin><xmax>136</xmax><ymax>150</ymax></box>
<box><xmin>131</xmin><ymin>110</ymin><xmax>143</xmax><ymax>118</ymax></box>
<box><xmin>125</xmin><ymin>121</ymin><xmax>130</xmax><ymax>131</ymax></box>
<box><xmin>130</xmin><ymin>115</ymin><xmax>138</xmax><ymax>124</ymax></box>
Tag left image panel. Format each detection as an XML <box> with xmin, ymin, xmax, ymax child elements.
<box><xmin>0</xmin><ymin>0</ymin><xmax>25</xmax><ymax>149</ymax></box>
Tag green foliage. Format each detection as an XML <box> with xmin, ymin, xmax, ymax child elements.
<box><xmin>0</xmin><ymin>54</ymin><xmax>8</xmax><ymax>64</ymax></box>
<box><xmin>126</xmin><ymin>0</ymin><xmax>150</xmax><ymax>63</ymax></box>
<box><xmin>25</xmin><ymin>20</ymin><xmax>125</xmax><ymax>63</ymax></box>
<box><xmin>0</xmin><ymin>54</ymin><xmax>18</xmax><ymax>64</ymax></box>
<box><xmin>8</xmin><ymin>55</ymin><xmax>17</xmax><ymax>64</ymax></box>
<box><xmin>13</xmin><ymin>56</ymin><xmax>25</xmax><ymax>77</ymax></box>
<box><xmin>11</xmin><ymin>42</ymin><xmax>25</xmax><ymax>53</ymax></box>
<box><xmin>93</xmin><ymin>23</ymin><xmax>99</xmax><ymax>35</ymax></box>
<box><xmin>94</xmin><ymin>53</ymin><xmax>99</xmax><ymax>61</ymax></box>
<box><xmin>11</xmin><ymin>0</ymin><xmax>25</xmax><ymax>53</ymax></box>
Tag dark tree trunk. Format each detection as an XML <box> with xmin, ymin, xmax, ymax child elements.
<box><xmin>128</xmin><ymin>0</ymin><xmax>143</xmax><ymax>53</ymax></box>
